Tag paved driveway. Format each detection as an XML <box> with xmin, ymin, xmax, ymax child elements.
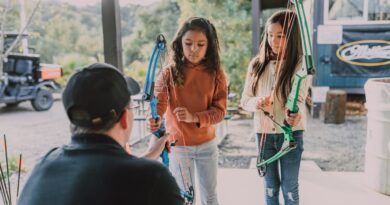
<box><xmin>0</xmin><ymin>101</ymin><xmax>69</xmax><ymax>181</ymax></box>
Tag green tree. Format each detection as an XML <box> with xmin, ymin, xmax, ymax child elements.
<box><xmin>120</xmin><ymin>5</ymin><xmax>139</xmax><ymax>37</ymax></box>
<box><xmin>3</xmin><ymin>0</ymin><xmax>252</xmax><ymax>93</ymax></box>
<box><xmin>123</xmin><ymin>0</ymin><xmax>180</xmax><ymax>67</ymax></box>
<box><xmin>29</xmin><ymin>2</ymin><xmax>104</xmax><ymax>63</ymax></box>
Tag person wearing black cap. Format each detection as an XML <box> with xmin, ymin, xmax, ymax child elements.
<box><xmin>18</xmin><ymin>63</ymin><xmax>184</xmax><ymax>205</ymax></box>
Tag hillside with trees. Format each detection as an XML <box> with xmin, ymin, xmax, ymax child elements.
<box><xmin>1</xmin><ymin>0</ymin><xmax>252</xmax><ymax>103</ymax></box>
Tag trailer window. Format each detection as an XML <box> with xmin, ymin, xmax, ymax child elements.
<box><xmin>325</xmin><ymin>0</ymin><xmax>390</xmax><ymax>24</ymax></box>
<box><xmin>368</xmin><ymin>0</ymin><xmax>390</xmax><ymax>21</ymax></box>
<box><xmin>328</xmin><ymin>0</ymin><xmax>364</xmax><ymax>21</ymax></box>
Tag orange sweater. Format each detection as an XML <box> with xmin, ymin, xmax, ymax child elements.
<box><xmin>155</xmin><ymin>63</ymin><xmax>228</xmax><ymax>146</ymax></box>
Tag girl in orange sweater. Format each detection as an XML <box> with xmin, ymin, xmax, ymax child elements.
<box><xmin>148</xmin><ymin>17</ymin><xmax>227</xmax><ymax>205</ymax></box>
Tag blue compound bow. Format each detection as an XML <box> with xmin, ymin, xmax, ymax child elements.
<box><xmin>143</xmin><ymin>34</ymin><xmax>194</xmax><ymax>204</ymax></box>
<box><xmin>143</xmin><ymin>34</ymin><xmax>169</xmax><ymax>166</ymax></box>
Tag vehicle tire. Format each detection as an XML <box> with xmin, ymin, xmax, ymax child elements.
<box><xmin>5</xmin><ymin>102</ymin><xmax>20</xmax><ymax>107</ymax></box>
<box><xmin>31</xmin><ymin>89</ymin><xmax>54</xmax><ymax>111</ymax></box>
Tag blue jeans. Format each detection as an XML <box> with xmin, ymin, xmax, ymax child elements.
<box><xmin>256</xmin><ymin>131</ymin><xmax>304</xmax><ymax>205</ymax></box>
<box><xmin>169</xmin><ymin>138</ymin><xmax>219</xmax><ymax>205</ymax></box>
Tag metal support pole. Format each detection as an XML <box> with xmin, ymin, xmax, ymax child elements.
<box><xmin>101</xmin><ymin>0</ymin><xmax>123</xmax><ymax>71</ymax></box>
<box><xmin>251</xmin><ymin>0</ymin><xmax>260</xmax><ymax>56</ymax></box>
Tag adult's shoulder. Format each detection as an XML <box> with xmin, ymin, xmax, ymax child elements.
<box><xmin>122</xmin><ymin>157</ymin><xmax>181</xmax><ymax>196</ymax></box>
<box><xmin>130</xmin><ymin>158</ymin><xmax>183</xmax><ymax>204</ymax></box>
<box><xmin>38</xmin><ymin>147</ymin><xmax>62</xmax><ymax>163</ymax></box>
<box><xmin>124</xmin><ymin>156</ymin><xmax>171</xmax><ymax>176</ymax></box>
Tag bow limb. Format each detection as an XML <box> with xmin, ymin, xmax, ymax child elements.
<box><xmin>285</xmin><ymin>0</ymin><xmax>315</xmax><ymax>118</ymax></box>
<box><xmin>257</xmin><ymin>126</ymin><xmax>295</xmax><ymax>166</ymax></box>
<box><xmin>143</xmin><ymin>34</ymin><xmax>169</xmax><ymax>166</ymax></box>
<box><xmin>293</xmin><ymin>0</ymin><xmax>315</xmax><ymax>74</ymax></box>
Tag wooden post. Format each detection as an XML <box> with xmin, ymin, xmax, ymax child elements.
<box><xmin>322</xmin><ymin>90</ymin><xmax>347</xmax><ymax>124</ymax></box>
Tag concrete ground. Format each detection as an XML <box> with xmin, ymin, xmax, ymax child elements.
<box><xmin>215</xmin><ymin>161</ymin><xmax>390</xmax><ymax>205</ymax></box>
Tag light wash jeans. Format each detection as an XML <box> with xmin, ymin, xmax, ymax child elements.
<box><xmin>169</xmin><ymin>138</ymin><xmax>219</xmax><ymax>205</ymax></box>
<box><xmin>256</xmin><ymin>131</ymin><xmax>304</xmax><ymax>205</ymax></box>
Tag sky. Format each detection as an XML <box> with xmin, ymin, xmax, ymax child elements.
<box><xmin>59</xmin><ymin>0</ymin><xmax>161</xmax><ymax>7</ymax></box>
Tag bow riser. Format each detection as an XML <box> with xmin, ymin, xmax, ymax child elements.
<box><xmin>286</xmin><ymin>73</ymin><xmax>305</xmax><ymax>114</ymax></box>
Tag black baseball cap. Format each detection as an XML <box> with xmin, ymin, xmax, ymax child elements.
<box><xmin>62</xmin><ymin>63</ymin><xmax>140</xmax><ymax>128</ymax></box>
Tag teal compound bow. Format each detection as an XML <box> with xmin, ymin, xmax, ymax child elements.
<box><xmin>143</xmin><ymin>34</ymin><xmax>194</xmax><ymax>204</ymax></box>
<box><xmin>256</xmin><ymin>0</ymin><xmax>315</xmax><ymax>176</ymax></box>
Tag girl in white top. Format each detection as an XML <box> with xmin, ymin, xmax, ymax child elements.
<box><xmin>240</xmin><ymin>10</ymin><xmax>311</xmax><ymax>205</ymax></box>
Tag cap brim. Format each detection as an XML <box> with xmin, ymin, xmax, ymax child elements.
<box><xmin>125</xmin><ymin>76</ymin><xmax>140</xmax><ymax>96</ymax></box>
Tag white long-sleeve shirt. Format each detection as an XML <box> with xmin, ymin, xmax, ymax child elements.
<box><xmin>240</xmin><ymin>59</ymin><xmax>311</xmax><ymax>134</ymax></box>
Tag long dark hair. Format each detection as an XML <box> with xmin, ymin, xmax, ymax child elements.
<box><xmin>251</xmin><ymin>10</ymin><xmax>302</xmax><ymax>105</ymax></box>
<box><xmin>170</xmin><ymin>17</ymin><xmax>221</xmax><ymax>86</ymax></box>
